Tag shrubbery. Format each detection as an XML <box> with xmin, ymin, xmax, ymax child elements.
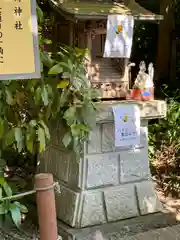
<box><xmin>149</xmin><ymin>87</ymin><xmax>180</xmax><ymax>197</ymax></box>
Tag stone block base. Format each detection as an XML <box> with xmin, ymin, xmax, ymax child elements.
<box><xmin>55</xmin><ymin>180</ymin><xmax>162</xmax><ymax>228</ymax></box>
<box><xmin>57</xmin><ymin>213</ymin><xmax>177</xmax><ymax>240</ymax></box>
<box><xmin>39</xmin><ymin>101</ymin><xmax>166</xmax><ymax>228</ymax></box>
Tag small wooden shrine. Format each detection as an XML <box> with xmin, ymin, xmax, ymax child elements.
<box><xmin>48</xmin><ymin>0</ymin><xmax>163</xmax><ymax>99</ymax></box>
<box><xmin>41</xmin><ymin>2</ymin><xmax>167</xmax><ymax>238</ymax></box>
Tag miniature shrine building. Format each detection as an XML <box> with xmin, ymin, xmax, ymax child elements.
<box><xmin>48</xmin><ymin>0</ymin><xmax>163</xmax><ymax>98</ymax></box>
<box><xmin>41</xmin><ymin>2</ymin><xmax>167</xmax><ymax>238</ymax></box>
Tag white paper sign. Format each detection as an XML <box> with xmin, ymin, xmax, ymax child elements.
<box><xmin>112</xmin><ymin>104</ymin><xmax>140</xmax><ymax>147</ymax></box>
<box><xmin>103</xmin><ymin>15</ymin><xmax>134</xmax><ymax>58</ymax></box>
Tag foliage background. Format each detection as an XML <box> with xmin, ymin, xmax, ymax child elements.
<box><xmin>0</xmin><ymin>1</ymin><xmax>99</xmax><ymax>227</ymax></box>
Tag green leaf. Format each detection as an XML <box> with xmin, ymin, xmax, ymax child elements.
<box><xmin>2</xmin><ymin>80</ymin><xmax>11</xmax><ymax>86</ymax></box>
<box><xmin>0</xmin><ymin>203</ymin><xmax>8</xmax><ymax>215</ymax></box>
<box><xmin>62</xmin><ymin>132</ymin><xmax>72</xmax><ymax>148</ymax></box>
<box><xmin>82</xmin><ymin>104</ymin><xmax>97</xmax><ymax>128</ymax></box>
<box><xmin>27</xmin><ymin>138</ymin><xmax>33</xmax><ymax>153</ymax></box>
<box><xmin>7</xmin><ymin>182</ymin><xmax>18</xmax><ymax>195</ymax></box>
<box><xmin>26</xmin><ymin>126</ymin><xmax>36</xmax><ymax>153</ymax></box>
<box><xmin>72</xmin><ymin>137</ymin><xmax>80</xmax><ymax>153</ymax></box>
<box><xmin>71</xmin><ymin>126</ymin><xmax>81</xmax><ymax>137</ymax></box>
<box><xmin>38</xmin><ymin>127</ymin><xmax>46</xmax><ymax>153</ymax></box>
<box><xmin>14</xmin><ymin>202</ymin><xmax>28</xmax><ymax>214</ymax></box>
<box><xmin>3</xmin><ymin>182</ymin><xmax>12</xmax><ymax>197</ymax></box>
<box><xmin>29</xmin><ymin>120</ymin><xmax>37</xmax><ymax>128</ymax></box>
<box><xmin>59</xmin><ymin>89</ymin><xmax>70</xmax><ymax>107</ymax></box>
<box><xmin>35</xmin><ymin>87</ymin><xmax>41</xmax><ymax>104</ymax></box>
<box><xmin>148</xmin><ymin>146</ymin><xmax>155</xmax><ymax>155</ymax></box>
<box><xmin>71</xmin><ymin>124</ymin><xmax>89</xmax><ymax>137</ymax></box>
<box><xmin>45</xmin><ymin>103</ymin><xmax>52</xmax><ymax>121</ymax></box>
<box><xmin>57</xmin><ymin>80</ymin><xmax>69</xmax><ymax>89</ymax></box>
<box><xmin>5</xmin><ymin>90</ymin><xmax>13</xmax><ymax>105</ymax></box>
<box><xmin>68</xmin><ymin>59</ymin><xmax>73</xmax><ymax>70</ymax></box>
<box><xmin>14</xmin><ymin>128</ymin><xmax>23</xmax><ymax>152</ymax></box>
<box><xmin>0</xmin><ymin>187</ymin><xmax>2</xmax><ymax>199</ymax></box>
<box><xmin>62</xmin><ymin>72</ymin><xmax>70</xmax><ymax>79</ymax></box>
<box><xmin>0</xmin><ymin>160</ymin><xmax>5</xmax><ymax>178</ymax></box>
<box><xmin>63</xmin><ymin>106</ymin><xmax>76</xmax><ymax>126</ymax></box>
<box><xmin>46</xmin><ymin>84</ymin><xmax>53</xmax><ymax>98</ymax></box>
<box><xmin>174</xmin><ymin>108</ymin><xmax>180</xmax><ymax>121</ymax></box>
<box><xmin>27</xmin><ymin>79</ymin><xmax>37</xmax><ymax>91</ymax></box>
<box><xmin>0</xmin><ymin>118</ymin><xmax>4</xmax><ymax>138</ymax></box>
<box><xmin>43</xmin><ymin>39</ymin><xmax>52</xmax><ymax>45</ymax></box>
<box><xmin>26</xmin><ymin>133</ymin><xmax>34</xmax><ymax>153</ymax></box>
<box><xmin>36</xmin><ymin>4</ymin><xmax>43</xmax><ymax>23</ymax></box>
<box><xmin>0</xmin><ymin>90</ymin><xmax>2</xmax><ymax>99</ymax></box>
<box><xmin>10</xmin><ymin>203</ymin><xmax>21</xmax><ymax>228</ymax></box>
<box><xmin>40</xmin><ymin>51</ymin><xmax>54</xmax><ymax>68</ymax></box>
<box><xmin>41</xmin><ymin>86</ymin><xmax>49</xmax><ymax>106</ymax></box>
<box><xmin>58</xmin><ymin>62</ymin><xmax>70</xmax><ymax>71</ymax></box>
<box><xmin>48</xmin><ymin>63</ymin><xmax>63</xmax><ymax>75</ymax></box>
<box><xmin>0</xmin><ymin>177</ymin><xmax>5</xmax><ymax>185</ymax></box>
<box><xmin>39</xmin><ymin>120</ymin><xmax>50</xmax><ymax>140</ymax></box>
<box><xmin>5</xmin><ymin>129</ymin><xmax>14</xmax><ymax>147</ymax></box>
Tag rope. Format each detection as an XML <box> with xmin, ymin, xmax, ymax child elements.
<box><xmin>34</xmin><ymin>182</ymin><xmax>56</xmax><ymax>192</ymax></box>
<box><xmin>0</xmin><ymin>182</ymin><xmax>61</xmax><ymax>202</ymax></box>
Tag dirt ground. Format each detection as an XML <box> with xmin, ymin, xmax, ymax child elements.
<box><xmin>156</xmin><ymin>187</ymin><xmax>180</xmax><ymax>221</ymax></box>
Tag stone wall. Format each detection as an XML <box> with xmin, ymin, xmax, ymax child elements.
<box><xmin>40</xmin><ymin>114</ymin><xmax>162</xmax><ymax>228</ymax></box>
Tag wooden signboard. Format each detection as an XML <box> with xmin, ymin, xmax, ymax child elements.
<box><xmin>0</xmin><ymin>0</ymin><xmax>40</xmax><ymax>80</ymax></box>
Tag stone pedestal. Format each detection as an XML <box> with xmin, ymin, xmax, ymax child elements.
<box><xmin>39</xmin><ymin>100</ymin><xmax>166</xmax><ymax>237</ymax></box>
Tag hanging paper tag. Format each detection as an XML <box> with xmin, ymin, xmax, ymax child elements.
<box><xmin>112</xmin><ymin>104</ymin><xmax>140</xmax><ymax>147</ymax></box>
<box><xmin>103</xmin><ymin>15</ymin><xmax>134</xmax><ymax>58</ymax></box>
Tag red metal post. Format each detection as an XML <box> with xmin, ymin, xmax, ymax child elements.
<box><xmin>35</xmin><ymin>173</ymin><xmax>58</xmax><ymax>240</ymax></box>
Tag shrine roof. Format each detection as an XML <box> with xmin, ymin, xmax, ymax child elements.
<box><xmin>49</xmin><ymin>0</ymin><xmax>163</xmax><ymax>21</ymax></box>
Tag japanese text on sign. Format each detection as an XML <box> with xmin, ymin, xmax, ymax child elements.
<box><xmin>112</xmin><ymin>104</ymin><xmax>140</xmax><ymax>147</ymax></box>
<box><xmin>0</xmin><ymin>0</ymin><xmax>40</xmax><ymax>80</ymax></box>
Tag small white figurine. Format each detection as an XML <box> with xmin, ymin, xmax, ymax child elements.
<box><xmin>134</xmin><ymin>61</ymin><xmax>149</xmax><ymax>90</ymax></box>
